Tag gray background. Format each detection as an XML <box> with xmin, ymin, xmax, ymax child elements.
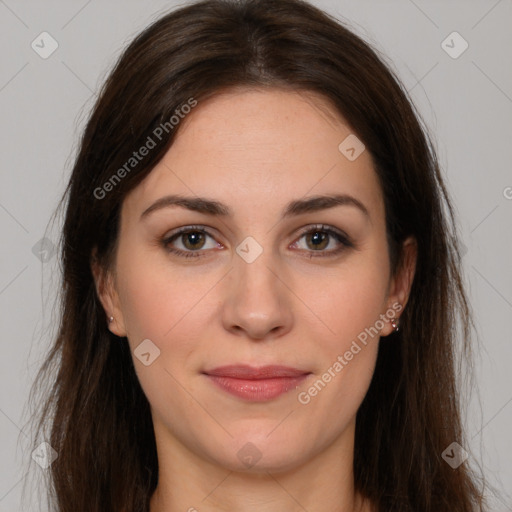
<box><xmin>0</xmin><ymin>0</ymin><xmax>511</xmax><ymax>510</ymax></box>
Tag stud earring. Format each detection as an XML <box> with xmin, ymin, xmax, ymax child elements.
<box><xmin>108</xmin><ymin>316</ymin><xmax>114</xmax><ymax>324</ymax></box>
<box><xmin>390</xmin><ymin>317</ymin><xmax>400</xmax><ymax>332</ymax></box>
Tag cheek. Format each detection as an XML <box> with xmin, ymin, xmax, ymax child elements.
<box><xmin>296</xmin><ymin>250</ymin><xmax>388</xmax><ymax>397</ymax></box>
<box><xmin>115</xmin><ymin>249</ymin><xmax>211</xmax><ymax>405</ymax></box>
<box><xmin>296</xmin><ymin>270</ymin><xmax>385</xmax><ymax>424</ymax></box>
<box><xmin>303</xmin><ymin>255</ymin><xmax>389</xmax><ymax>346</ymax></box>
<box><xmin>115</xmin><ymin>241</ymin><xmax>216</xmax><ymax>342</ymax></box>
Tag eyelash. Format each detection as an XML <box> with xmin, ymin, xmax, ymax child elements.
<box><xmin>160</xmin><ymin>224</ymin><xmax>354</xmax><ymax>260</ymax></box>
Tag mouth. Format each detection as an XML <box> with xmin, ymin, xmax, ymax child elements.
<box><xmin>202</xmin><ymin>365</ymin><xmax>312</xmax><ymax>402</ymax></box>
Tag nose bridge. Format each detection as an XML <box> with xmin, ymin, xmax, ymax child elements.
<box><xmin>234</xmin><ymin>233</ymin><xmax>281</xmax><ymax>302</ymax></box>
<box><xmin>234</xmin><ymin>239</ymin><xmax>276</xmax><ymax>295</ymax></box>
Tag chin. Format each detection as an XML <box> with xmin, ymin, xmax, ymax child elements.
<box><xmin>210</xmin><ymin>432</ymin><xmax>308</xmax><ymax>474</ymax></box>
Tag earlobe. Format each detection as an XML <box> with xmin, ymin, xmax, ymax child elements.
<box><xmin>90</xmin><ymin>252</ymin><xmax>127</xmax><ymax>337</ymax></box>
<box><xmin>382</xmin><ymin>236</ymin><xmax>417</xmax><ymax>337</ymax></box>
<box><xmin>380</xmin><ymin>304</ymin><xmax>402</xmax><ymax>337</ymax></box>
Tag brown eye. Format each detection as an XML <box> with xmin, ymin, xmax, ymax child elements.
<box><xmin>304</xmin><ymin>230</ymin><xmax>330</xmax><ymax>251</ymax></box>
<box><xmin>161</xmin><ymin>226</ymin><xmax>220</xmax><ymax>259</ymax></box>
<box><xmin>291</xmin><ymin>224</ymin><xmax>353</xmax><ymax>258</ymax></box>
<box><xmin>180</xmin><ymin>231</ymin><xmax>207</xmax><ymax>250</ymax></box>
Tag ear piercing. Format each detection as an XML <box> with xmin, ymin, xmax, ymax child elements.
<box><xmin>108</xmin><ymin>316</ymin><xmax>114</xmax><ymax>324</ymax></box>
<box><xmin>390</xmin><ymin>317</ymin><xmax>400</xmax><ymax>332</ymax></box>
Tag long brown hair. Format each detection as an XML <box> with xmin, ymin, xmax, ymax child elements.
<box><xmin>28</xmin><ymin>0</ymin><xmax>488</xmax><ymax>510</ymax></box>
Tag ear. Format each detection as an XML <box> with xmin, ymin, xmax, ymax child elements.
<box><xmin>380</xmin><ymin>236</ymin><xmax>417</xmax><ymax>337</ymax></box>
<box><xmin>90</xmin><ymin>249</ymin><xmax>127</xmax><ymax>337</ymax></box>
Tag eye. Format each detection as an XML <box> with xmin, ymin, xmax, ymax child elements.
<box><xmin>290</xmin><ymin>224</ymin><xmax>353</xmax><ymax>258</ymax></box>
<box><xmin>161</xmin><ymin>225</ymin><xmax>221</xmax><ymax>259</ymax></box>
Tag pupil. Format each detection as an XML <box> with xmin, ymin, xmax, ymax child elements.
<box><xmin>310</xmin><ymin>231</ymin><xmax>327</xmax><ymax>249</ymax></box>
<box><xmin>185</xmin><ymin>232</ymin><xmax>203</xmax><ymax>249</ymax></box>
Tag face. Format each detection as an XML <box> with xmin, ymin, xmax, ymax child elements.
<box><xmin>95</xmin><ymin>88</ymin><xmax>415</xmax><ymax>473</ymax></box>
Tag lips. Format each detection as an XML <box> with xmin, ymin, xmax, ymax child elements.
<box><xmin>204</xmin><ymin>365</ymin><xmax>309</xmax><ymax>379</ymax></box>
<box><xmin>203</xmin><ymin>365</ymin><xmax>311</xmax><ymax>401</ymax></box>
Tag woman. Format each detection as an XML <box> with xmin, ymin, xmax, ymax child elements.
<box><xmin>30</xmin><ymin>0</ymin><xmax>488</xmax><ymax>510</ymax></box>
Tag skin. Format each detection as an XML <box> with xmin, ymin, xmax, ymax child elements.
<box><xmin>93</xmin><ymin>88</ymin><xmax>417</xmax><ymax>512</ymax></box>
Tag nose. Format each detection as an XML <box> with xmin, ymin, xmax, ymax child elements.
<box><xmin>221</xmin><ymin>245</ymin><xmax>294</xmax><ymax>341</ymax></box>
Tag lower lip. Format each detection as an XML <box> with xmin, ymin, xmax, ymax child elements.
<box><xmin>206</xmin><ymin>374</ymin><xmax>310</xmax><ymax>401</ymax></box>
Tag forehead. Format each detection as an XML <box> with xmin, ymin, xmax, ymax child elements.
<box><xmin>123</xmin><ymin>88</ymin><xmax>384</xmax><ymax>225</ymax></box>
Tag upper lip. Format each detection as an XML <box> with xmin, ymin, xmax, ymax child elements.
<box><xmin>204</xmin><ymin>365</ymin><xmax>310</xmax><ymax>379</ymax></box>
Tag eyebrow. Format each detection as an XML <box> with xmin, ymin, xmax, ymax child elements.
<box><xmin>140</xmin><ymin>193</ymin><xmax>370</xmax><ymax>221</ymax></box>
